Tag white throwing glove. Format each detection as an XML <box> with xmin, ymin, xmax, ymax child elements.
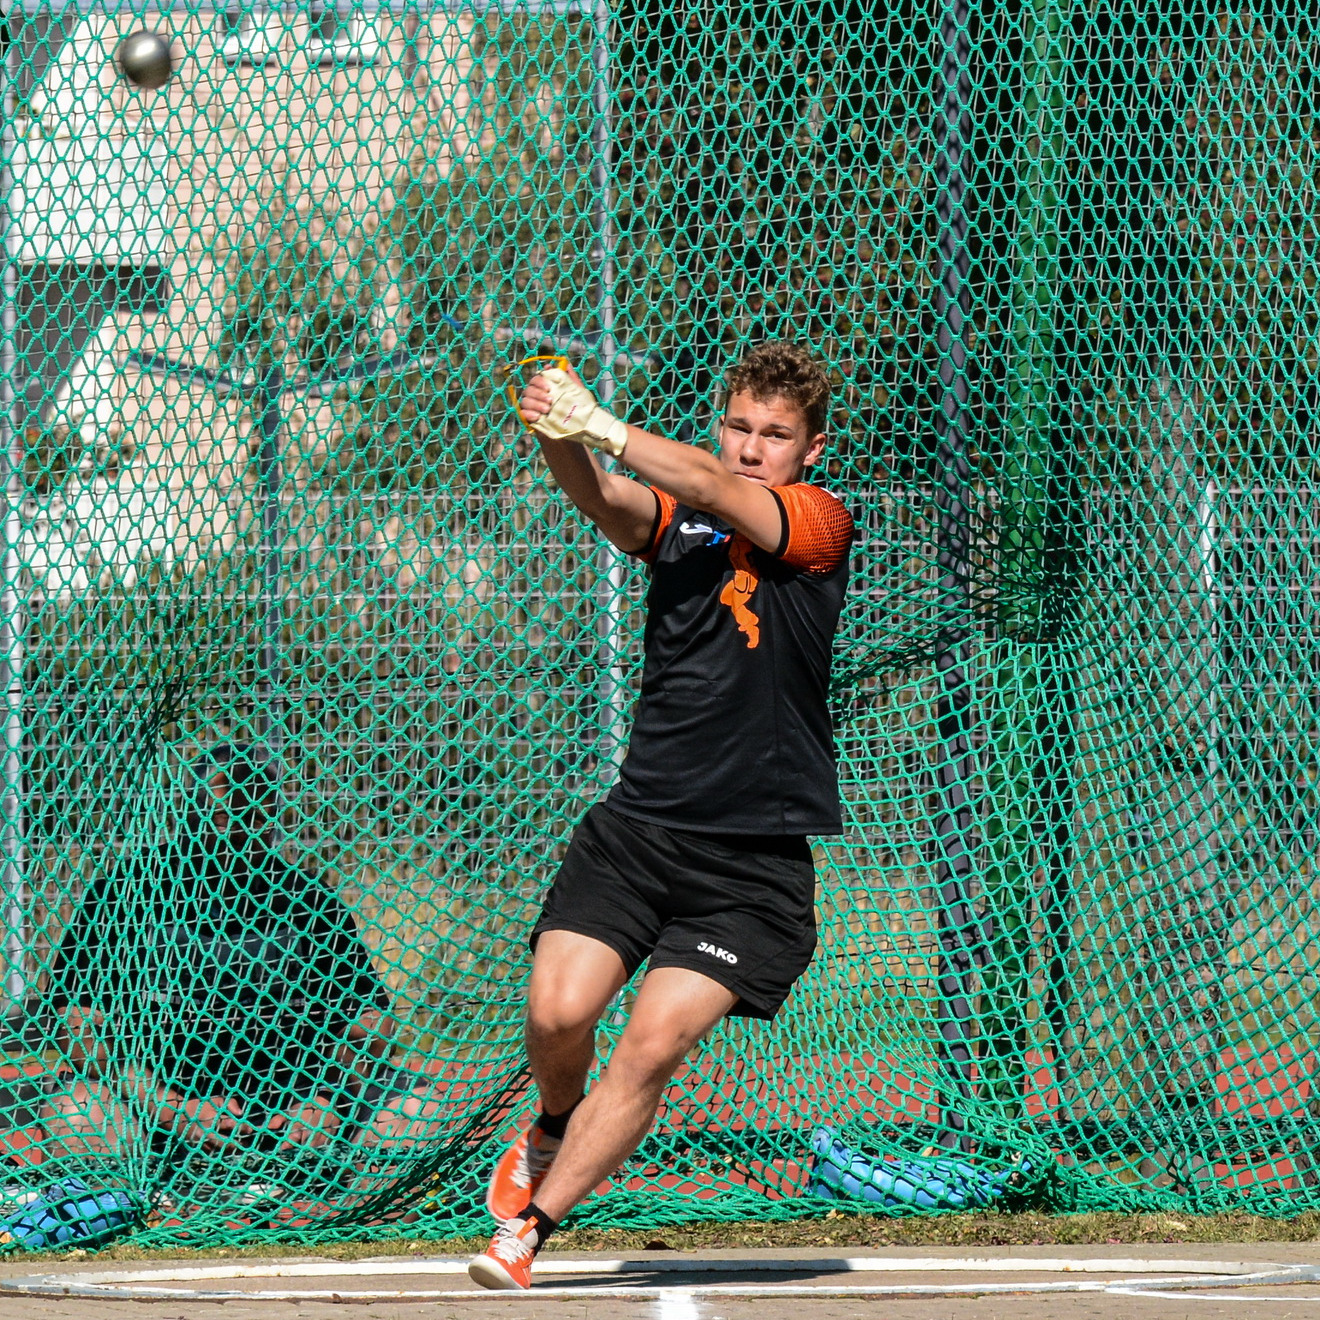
<box><xmin>532</xmin><ymin>368</ymin><xmax>628</xmax><ymax>458</ymax></box>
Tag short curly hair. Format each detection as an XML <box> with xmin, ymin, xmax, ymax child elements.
<box><xmin>724</xmin><ymin>341</ymin><xmax>832</xmax><ymax>438</ymax></box>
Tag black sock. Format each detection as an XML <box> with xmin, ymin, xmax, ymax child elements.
<box><xmin>535</xmin><ymin>1097</ymin><xmax>581</xmax><ymax>1141</ymax></box>
<box><xmin>519</xmin><ymin>1201</ymin><xmax>559</xmax><ymax>1252</ymax></box>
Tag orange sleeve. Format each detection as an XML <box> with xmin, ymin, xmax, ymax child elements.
<box><xmin>635</xmin><ymin>487</ymin><xmax>678</xmax><ymax>562</ymax></box>
<box><xmin>771</xmin><ymin>484</ymin><xmax>855</xmax><ymax>574</ymax></box>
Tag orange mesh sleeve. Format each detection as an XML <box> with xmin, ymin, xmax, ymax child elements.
<box><xmin>772</xmin><ymin>484</ymin><xmax>855</xmax><ymax>574</ymax></box>
<box><xmin>636</xmin><ymin>487</ymin><xmax>678</xmax><ymax>561</ymax></box>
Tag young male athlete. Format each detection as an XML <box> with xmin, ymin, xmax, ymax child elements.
<box><xmin>469</xmin><ymin>340</ymin><xmax>854</xmax><ymax>1290</ymax></box>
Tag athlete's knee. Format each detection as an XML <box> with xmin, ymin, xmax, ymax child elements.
<box><xmin>525</xmin><ymin>982</ymin><xmax>604</xmax><ymax>1043</ymax></box>
<box><xmin>526</xmin><ymin>933</ymin><xmax>627</xmax><ymax>1040</ymax></box>
<box><xmin>43</xmin><ymin>1079</ymin><xmax>102</xmax><ymax>1126</ymax></box>
<box><xmin>359</xmin><ymin>1088</ymin><xmax>446</xmax><ymax>1150</ymax></box>
<box><xmin>40</xmin><ymin>1080</ymin><xmax>127</xmax><ymax>1155</ymax></box>
<box><xmin>606</xmin><ymin>1021</ymin><xmax>699</xmax><ymax>1094</ymax></box>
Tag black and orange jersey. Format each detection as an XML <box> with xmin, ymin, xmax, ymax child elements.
<box><xmin>605</xmin><ymin>482</ymin><xmax>855</xmax><ymax>835</ymax></box>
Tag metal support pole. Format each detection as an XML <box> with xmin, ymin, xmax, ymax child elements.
<box><xmin>586</xmin><ymin>0</ymin><xmax>628</xmax><ymax>773</ymax></box>
<box><xmin>257</xmin><ymin>367</ymin><xmax>285</xmax><ymax>754</ymax></box>
<box><xmin>0</xmin><ymin>36</ymin><xmax>28</xmax><ymax>1016</ymax></box>
<box><xmin>1196</xmin><ymin>480</ymin><xmax>1219</xmax><ymax>821</ymax></box>
<box><xmin>930</xmin><ymin>0</ymin><xmax>979</xmax><ymax>1147</ymax></box>
<box><xmin>586</xmin><ymin>0</ymin><xmax>628</xmax><ymax>1030</ymax></box>
<box><xmin>1192</xmin><ymin>476</ymin><xmax>1225</xmax><ymax>1069</ymax></box>
<box><xmin>1038</xmin><ymin>625</ymin><xmax>1078</xmax><ymax>1103</ymax></box>
<box><xmin>985</xmin><ymin>0</ymin><xmax>1071</xmax><ymax>1120</ymax></box>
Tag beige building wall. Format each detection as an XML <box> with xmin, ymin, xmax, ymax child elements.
<box><xmin>14</xmin><ymin>5</ymin><xmax>482</xmax><ymax>598</ymax></box>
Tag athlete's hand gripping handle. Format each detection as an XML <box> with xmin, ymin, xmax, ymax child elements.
<box><xmin>527</xmin><ymin>367</ymin><xmax>628</xmax><ymax>458</ymax></box>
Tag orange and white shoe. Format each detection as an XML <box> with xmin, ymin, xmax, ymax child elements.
<box><xmin>468</xmin><ymin>1217</ymin><xmax>539</xmax><ymax>1291</ymax></box>
<box><xmin>485</xmin><ymin>1126</ymin><xmax>561</xmax><ymax>1222</ymax></box>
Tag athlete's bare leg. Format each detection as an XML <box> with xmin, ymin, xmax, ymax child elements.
<box><xmin>40</xmin><ymin>1080</ymin><xmax>137</xmax><ymax>1159</ymax></box>
<box><xmin>525</xmin><ymin>930</ymin><xmax>630</xmax><ymax>1115</ymax></box>
<box><xmin>530</xmin><ymin>965</ymin><xmax>737</xmax><ymax>1221</ymax></box>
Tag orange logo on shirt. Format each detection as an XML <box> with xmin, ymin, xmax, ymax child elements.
<box><xmin>719</xmin><ymin>536</ymin><xmax>761</xmax><ymax>648</ymax></box>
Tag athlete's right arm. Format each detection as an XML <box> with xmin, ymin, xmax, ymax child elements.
<box><xmin>527</xmin><ymin>369</ymin><xmax>657</xmax><ymax>553</ymax></box>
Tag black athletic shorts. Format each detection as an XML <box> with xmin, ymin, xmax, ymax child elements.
<box><xmin>531</xmin><ymin>804</ymin><xmax>818</xmax><ymax>1020</ymax></box>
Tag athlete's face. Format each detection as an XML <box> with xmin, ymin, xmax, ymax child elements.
<box><xmin>207</xmin><ymin>772</ymin><xmax>233</xmax><ymax>834</ymax></box>
<box><xmin>718</xmin><ymin>392</ymin><xmax>827</xmax><ymax>487</ymax></box>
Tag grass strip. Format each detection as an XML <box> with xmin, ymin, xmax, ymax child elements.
<box><xmin>8</xmin><ymin>1211</ymin><xmax>1320</xmax><ymax>1267</ymax></box>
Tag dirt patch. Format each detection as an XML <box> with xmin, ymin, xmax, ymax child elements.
<box><xmin>7</xmin><ymin>1210</ymin><xmax>1320</xmax><ymax>1268</ymax></box>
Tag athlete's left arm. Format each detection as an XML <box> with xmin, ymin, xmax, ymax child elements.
<box><xmin>617</xmin><ymin>427</ymin><xmax>787</xmax><ymax>552</ymax></box>
<box><xmin>621</xmin><ymin>432</ymin><xmax>856</xmax><ymax>572</ymax></box>
<box><xmin>520</xmin><ymin>370</ymin><xmax>815</xmax><ymax>553</ymax></box>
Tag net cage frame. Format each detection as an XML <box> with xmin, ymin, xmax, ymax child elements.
<box><xmin>0</xmin><ymin>0</ymin><xmax>1314</xmax><ymax>1249</ymax></box>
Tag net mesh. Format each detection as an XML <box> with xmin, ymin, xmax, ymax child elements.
<box><xmin>0</xmin><ymin>0</ymin><xmax>1317</xmax><ymax>1247</ymax></box>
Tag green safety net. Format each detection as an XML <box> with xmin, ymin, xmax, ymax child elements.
<box><xmin>0</xmin><ymin>0</ymin><xmax>1317</xmax><ymax>1248</ymax></box>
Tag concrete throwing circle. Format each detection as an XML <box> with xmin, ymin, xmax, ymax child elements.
<box><xmin>3</xmin><ymin>1254</ymin><xmax>1316</xmax><ymax>1302</ymax></box>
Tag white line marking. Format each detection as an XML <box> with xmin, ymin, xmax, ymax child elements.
<box><xmin>0</xmin><ymin>1281</ymin><xmax>1271</xmax><ymax>1302</ymax></box>
<box><xmin>656</xmin><ymin>1286</ymin><xmax>699</xmax><ymax>1320</ymax></box>
<box><xmin>1</xmin><ymin>1256</ymin><xmax>1311</xmax><ymax>1304</ymax></box>
<box><xmin>5</xmin><ymin>1254</ymin><xmax>1279</xmax><ymax>1283</ymax></box>
<box><xmin>1113</xmin><ymin>1290</ymin><xmax>1320</xmax><ymax>1303</ymax></box>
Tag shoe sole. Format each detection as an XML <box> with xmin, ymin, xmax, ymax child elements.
<box><xmin>468</xmin><ymin>1254</ymin><xmax>528</xmax><ymax>1291</ymax></box>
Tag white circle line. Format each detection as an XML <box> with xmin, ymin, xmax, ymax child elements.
<box><xmin>1111</xmin><ymin>1289</ymin><xmax>1320</xmax><ymax>1304</ymax></box>
<box><xmin>2</xmin><ymin>1254</ymin><xmax>1285</xmax><ymax>1284</ymax></box>
<box><xmin>1</xmin><ymin>1261</ymin><xmax>1313</xmax><ymax>1304</ymax></box>
<box><xmin>0</xmin><ymin>1280</ymin><xmax>1276</xmax><ymax>1302</ymax></box>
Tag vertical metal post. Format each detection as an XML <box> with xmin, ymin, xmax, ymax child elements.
<box><xmin>587</xmin><ymin>0</ymin><xmax>628</xmax><ymax>773</ymax></box>
<box><xmin>258</xmin><ymin>368</ymin><xmax>285</xmax><ymax>756</ymax></box>
<box><xmin>930</xmin><ymin>0</ymin><xmax>979</xmax><ymax>1146</ymax></box>
<box><xmin>985</xmin><ymin>0</ymin><xmax>1070</xmax><ymax>1118</ymax></box>
<box><xmin>0</xmin><ymin>33</ymin><xmax>27</xmax><ymax>1016</ymax></box>
<box><xmin>1192</xmin><ymin>477</ymin><xmax>1224</xmax><ymax>1063</ymax></box>
<box><xmin>1038</xmin><ymin>620</ymin><xmax>1077</xmax><ymax>1103</ymax></box>
<box><xmin>1195</xmin><ymin>480</ymin><xmax>1219</xmax><ymax>821</ymax></box>
<box><xmin>587</xmin><ymin>0</ymin><xmax>628</xmax><ymax>1029</ymax></box>
<box><xmin>588</xmin><ymin>1</ymin><xmax>617</xmax><ymax>398</ymax></box>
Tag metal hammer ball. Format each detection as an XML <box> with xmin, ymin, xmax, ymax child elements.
<box><xmin>116</xmin><ymin>30</ymin><xmax>174</xmax><ymax>90</ymax></box>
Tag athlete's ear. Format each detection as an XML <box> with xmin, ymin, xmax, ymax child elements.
<box><xmin>802</xmin><ymin>432</ymin><xmax>828</xmax><ymax>467</ymax></box>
